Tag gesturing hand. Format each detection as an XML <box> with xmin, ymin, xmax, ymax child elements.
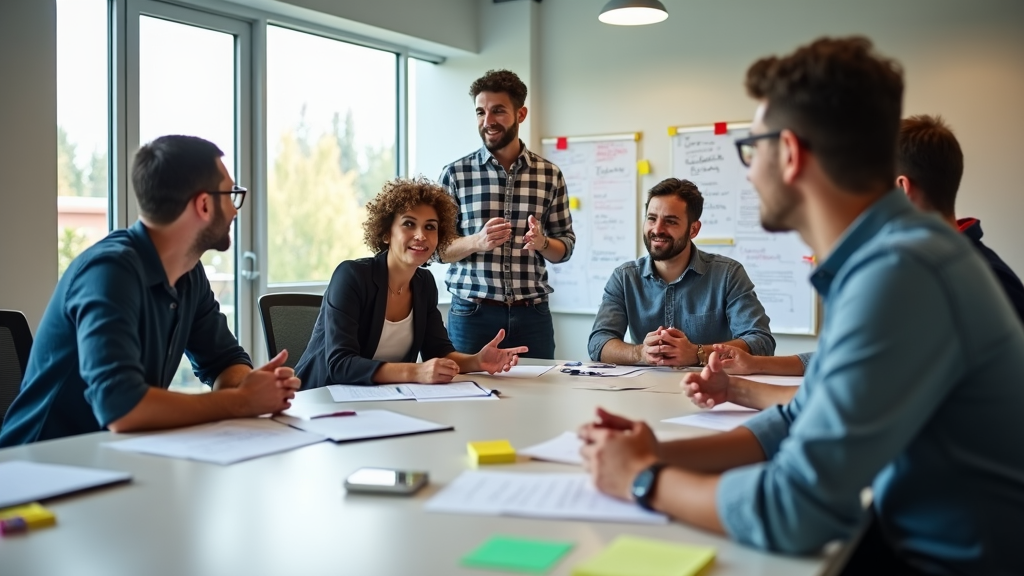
<box><xmin>523</xmin><ymin>214</ymin><xmax>547</xmax><ymax>252</ymax></box>
<box><xmin>640</xmin><ymin>327</ymin><xmax>695</xmax><ymax>366</ymax></box>
<box><xmin>476</xmin><ymin>217</ymin><xmax>512</xmax><ymax>252</ymax></box>
<box><xmin>417</xmin><ymin>357</ymin><xmax>461</xmax><ymax>384</ymax></box>
<box><xmin>713</xmin><ymin>343</ymin><xmax>757</xmax><ymax>375</ymax></box>
<box><xmin>477</xmin><ymin>329</ymin><xmax>529</xmax><ymax>374</ymax></box>
<box><xmin>578</xmin><ymin>408</ymin><xmax>659</xmax><ymax>501</ymax></box>
<box><xmin>238</xmin><ymin>350</ymin><xmax>300</xmax><ymax>415</ymax></box>
<box><xmin>681</xmin><ymin>351</ymin><xmax>731</xmax><ymax>408</ymax></box>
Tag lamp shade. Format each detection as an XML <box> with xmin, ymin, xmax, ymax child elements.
<box><xmin>598</xmin><ymin>0</ymin><xmax>669</xmax><ymax>26</ymax></box>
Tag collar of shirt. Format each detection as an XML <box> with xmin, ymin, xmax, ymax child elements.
<box><xmin>957</xmin><ymin>217</ymin><xmax>983</xmax><ymax>241</ymax></box>
<box><xmin>810</xmin><ymin>188</ymin><xmax>911</xmax><ymax>297</ymax></box>
<box><xmin>640</xmin><ymin>242</ymin><xmax>709</xmax><ymax>285</ymax></box>
<box><xmin>475</xmin><ymin>140</ymin><xmax>534</xmax><ymax>171</ymax></box>
<box><xmin>126</xmin><ymin>220</ymin><xmax>173</xmax><ymax>289</ymax></box>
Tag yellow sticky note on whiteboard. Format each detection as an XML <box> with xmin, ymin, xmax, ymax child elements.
<box><xmin>637</xmin><ymin>160</ymin><xmax>651</xmax><ymax>175</ymax></box>
<box><xmin>569</xmin><ymin>196</ymin><xmax>581</xmax><ymax>210</ymax></box>
<box><xmin>667</xmin><ymin>126</ymin><xmax>678</xmax><ymax>136</ymax></box>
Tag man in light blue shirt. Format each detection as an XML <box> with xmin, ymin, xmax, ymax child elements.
<box><xmin>579</xmin><ymin>37</ymin><xmax>1024</xmax><ymax>574</ymax></box>
<box><xmin>588</xmin><ymin>178</ymin><xmax>774</xmax><ymax>366</ymax></box>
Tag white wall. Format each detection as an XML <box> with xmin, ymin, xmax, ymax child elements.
<box><xmin>532</xmin><ymin>0</ymin><xmax>1024</xmax><ymax>358</ymax></box>
<box><xmin>412</xmin><ymin>0</ymin><xmax>1024</xmax><ymax>360</ymax></box>
<box><xmin>0</xmin><ymin>1</ymin><xmax>57</xmax><ymax>330</ymax></box>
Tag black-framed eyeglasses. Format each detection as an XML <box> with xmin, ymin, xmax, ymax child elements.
<box><xmin>201</xmin><ymin>185</ymin><xmax>247</xmax><ymax>209</ymax></box>
<box><xmin>734</xmin><ymin>131</ymin><xmax>812</xmax><ymax>168</ymax></box>
<box><xmin>734</xmin><ymin>131</ymin><xmax>782</xmax><ymax>167</ymax></box>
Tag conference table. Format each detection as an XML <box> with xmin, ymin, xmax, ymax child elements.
<box><xmin>0</xmin><ymin>363</ymin><xmax>830</xmax><ymax>576</ymax></box>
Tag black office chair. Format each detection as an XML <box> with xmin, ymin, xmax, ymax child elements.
<box><xmin>0</xmin><ymin>310</ymin><xmax>33</xmax><ymax>423</ymax></box>
<box><xmin>258</xmin><ymin>293</ymin><xmax>323</xmax><ymax>369</ymax></box>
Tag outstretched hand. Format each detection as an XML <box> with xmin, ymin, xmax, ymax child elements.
<box><xmin>523</xmin><ymin>214</ymin><xmax>547</xmax><ymax>252</ymax></box>
<box><xmin>681</xmin><ymin>351</ymin><xmax>731</xmax><ymax>409</ymax></box>
<box><xmin>477</xmin><ymin>329</ymin><xmax>528</xmax><ymax>374</ymax></box>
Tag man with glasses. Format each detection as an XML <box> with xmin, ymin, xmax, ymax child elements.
<box><xmin>587</xmin><ymin>177</ymin><xmax>774</xmax><ymax>366</ymax></box>
<box><xmin>1</xmin><ymin>135</ymin><xmax>298</xmax><ymax>446</ymax></box>
<box><xmin>578</xmin><ymin>37</ymin><xmax>1024</xmax><ymax>574</ymax></box>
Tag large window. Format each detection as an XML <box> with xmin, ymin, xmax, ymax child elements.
<box><xmin>266</xmin><ymin>26</ymin><xmax>397</xmax><ymax>285</ymax></box>
<box><xmin>56</xmin><ymin>0</ymin><xmax>110</xmax><ymax>278</ymax></box>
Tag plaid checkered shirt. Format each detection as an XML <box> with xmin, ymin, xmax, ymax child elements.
<box><xmin>438</xmin><ymin>143</ymin><xmax>576</xmax><ymax>303</ymax></box>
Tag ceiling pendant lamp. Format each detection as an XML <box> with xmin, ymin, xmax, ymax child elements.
<box><xmin>598</xmin><ymin>0</ymin><xmax>669</xmax><ymax>26</ymax></box>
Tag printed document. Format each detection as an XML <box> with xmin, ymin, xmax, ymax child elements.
<box><xmin>274</xmin><ymin>409</ymin><xmax>452</xmax><ymax>442</ymax></box>
<box><xmin>467</xmin><ymin>365</ymin><xmax>555</xmax><ymax>378</ymax></box>
<box><xmin>426</xmin><ymin>471</ymin><xmax>667</xmax><ymax>524</ymax></box>
<box><xmin>105</xmin><ymin>418</ymin><xmax>325</xmax><ymax>465</ymax></box>
<box><xmin>328</xmin><ymin>381</ymin><xmax>494</xmax><ymax>403</ymax></box>
<box><xmin>0</xmin><ymin>461</ymin><xmax>132</xmax><ymax>508</ymax></box>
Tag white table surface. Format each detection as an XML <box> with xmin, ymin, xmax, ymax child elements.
<box><xmin>0</xmin><ymin>363</ymin><xmax>828</xmax><ymax>576</ymax></box>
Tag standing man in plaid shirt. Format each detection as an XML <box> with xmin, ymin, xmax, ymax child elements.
<box><xmin>438</xmin><ymin>69</ymin><xmax>575</xmax><ymax>359</ymax></box>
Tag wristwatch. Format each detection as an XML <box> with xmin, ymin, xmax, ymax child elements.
<box><xmin>631</xmin><ymin>463</ymin><xmax>666</xmax><ymax>511</ymax></box>
<box><xmin>696</xmin><ymin>343</ymin><xmax>707</xmax><ymax>366</ymax></box>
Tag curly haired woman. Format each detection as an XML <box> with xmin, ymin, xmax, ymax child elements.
<box><xmin>294</xmin><ymin>177</ymin><xmax>527</xmax><ymax>387</ymax></box>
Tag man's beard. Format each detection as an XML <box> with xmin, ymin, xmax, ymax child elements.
<box><xmin>644</xmin><ymin>232</ymin><xmax>689</xmax><ymax>261</ymax></box>
<box><xmin>480</xmin><ymin>119</ymin><xmax>519</xmax><ymax>153</ymax></box>
<box><xmin>756</xmin><ymin>159</ymin><xmax>799</xmax><ymax>233</ymax></box>
<box><xmin>191</xmin><ymin>200</ymin><xmax>232</xmax><ymax>258</ymax></box>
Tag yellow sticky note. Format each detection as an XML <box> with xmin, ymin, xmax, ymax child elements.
<box><xmin>633</xmin><ymin>132</ymin><xmax>642</xmax><ymax>141</ymax></box>
<box><xmin>693</xmin><ymin>238</ymin><xmax>735</xmax><ymax>246</ymax></box>
<box><xmin>0</xmin><ymin>502</ymin><xmax>57</xmax><ymax>533</ymax></box>
<box><xmin>569</xmin><ymin>196</ymin><xmax>581</xmax><ymax>210</ymax></box>
<box><xmin>667</xmin><ymin>126</ymin><xmax>678</xmax><ymax>137</ymax></box>
<box><xmin>637</xmin><ymin>160</ymin><xmax>651</xmax><ymax>175</ymax></box>
<box><xmin>572</xmin><ymin>536</ymin><xmax>715</xmax><ymax>576</ymax></box>
<box><xmin>468</xmin><ymin>440</ymin><xmax>516</xmax><ymax>465</ymax></box>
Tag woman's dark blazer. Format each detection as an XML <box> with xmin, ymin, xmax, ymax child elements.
<box><xmin>293</xmin><ymin>251</ymin><xmax>456</xmax><ymax>388</ymax></box>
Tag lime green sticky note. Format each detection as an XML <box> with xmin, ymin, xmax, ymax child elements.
<box><xmin>462</xmin><ymin>536</ymin><xmax>574</xmax><ymax>573</ymax></box>
<box><xmin>571</xmin><ymin>536</ymin><xmax>715</xmax><ymax>576</ymax></box>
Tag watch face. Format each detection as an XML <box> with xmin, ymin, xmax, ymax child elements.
<box><xmin>632</xmin><ymin>467</ymin><xmax>655</xmax><ymax>500</ymax></box>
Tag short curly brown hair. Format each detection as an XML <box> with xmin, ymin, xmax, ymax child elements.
<box><xmin>469</xmin><ymin>69</ymin><xmax>528</xmax><ymax>109</ymax></box>
<box><xmin>362</xmin><ymin>177</ymin><xmax>459</xmax><ymax>258</ymax></box>
<box><xmin>745</xmin><ymin>36</ymin><xmax>903</xmax><ymax>193</ymax></box>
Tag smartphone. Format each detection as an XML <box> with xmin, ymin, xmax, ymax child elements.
<box><xmin>344</xmin><ymin>467</ymin><xmax>429</xmax><ymax>495</ymax></box>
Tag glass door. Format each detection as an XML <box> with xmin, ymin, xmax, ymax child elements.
<box><xmin>123</xmin><ymin>0</ymin><xmax>254</xmax><ymax>388</ymax></box>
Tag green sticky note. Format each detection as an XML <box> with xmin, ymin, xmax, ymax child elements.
<box><xmin>571</xmin><ymin>536</ymin><xmax>715</xmax><ymax>576</ymax></box>
<box><xmin>462</xmin><ymin>536</ymin><xmax>574</xmax><ymax>574</ymax></box>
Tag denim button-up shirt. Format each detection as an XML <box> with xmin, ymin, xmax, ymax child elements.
<box><xmin>718</xmin><ymin>191</ymin><xmax>1024</xmax><ymax>574</ymax></box>
<box><xmin>0</xmin><ymin>221</ymin><xmax>250</xmax><ymax>446</ymax></box>
<box><xmin>588</xmin><ymin>246</ymin><xmax>775</xmax><ymax>360</ymax></box>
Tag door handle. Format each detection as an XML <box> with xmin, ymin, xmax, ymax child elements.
<box><xmin>241</xmin><ymin>251</ymin><xmax>260</xmax><ymax>281</ymax></box>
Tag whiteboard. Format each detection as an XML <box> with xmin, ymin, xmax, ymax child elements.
<box><xmin>669</xmin><ymin>123</ymin><xmax>817</xmax><ymax>335</ymax></box>
<box><xmin>541</xmin><ymin>135</ymin><xmax>640</xmax><ymax>314</ymax></box>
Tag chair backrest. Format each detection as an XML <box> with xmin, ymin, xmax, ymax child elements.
<box><xmin>0</xmin><ymin>310</ymin><xmax>33</xmax><ymax>423</ymax></box>
<box><xmin>258</xmin><ymin>293</ymin><xmax>323</xmax><ymax>369</ymax></box>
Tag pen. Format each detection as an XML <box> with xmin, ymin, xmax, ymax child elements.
<box><xmin>310</xmin><ymin>411</ymin><xmax>357</xmax><ymax>419</ymax></box>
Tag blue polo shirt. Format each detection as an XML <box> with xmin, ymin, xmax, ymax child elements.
<box><xmin>717</xmin><ymin>191</ymin><xmax>1024</xmax><ymax>574</ymax></box>
<box><xmin>0</xmin><ymin>221</ymin><xmax>250</xmax><ymax>446</ymax></box>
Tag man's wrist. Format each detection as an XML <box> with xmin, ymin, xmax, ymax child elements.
<box><xmin>695</xmin><ymin>343</ymin><xmax>706</xmax><ymax>366</ymax></box>
<box><xmin>540</xmin><ymin>235</ymin><xmax>549</xmax><ymax>251</ymax></box>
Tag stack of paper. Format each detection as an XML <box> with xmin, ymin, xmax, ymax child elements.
<box><xmin>327</xmin><ymin>381</ymin><xmax>497</xmax><ymax>403</ymax></box>
<box><xmin>662</xmin><ymin>402</ymin><xmax>758</xmax><ymax>431</ymax></box>
<box><xmin>426</xmin><ymin>471</ymin><xmax>667</xmax><ymax>524</ymax></box>
<box><xmin>0</xmin><ymin>461</ymin><xmax>132</xmax><ymax>508</ymax></box>
<box><xmin>519</xmin><ymin>431</ymin><xmax>584</xmax><ymax>465</ymax></box>
<box><xmin>274</xmin><ymin>409</ymin><xmax>453</xmax><ymax>442</ymax></box>
<box><xmin>105</xmin><ymin>418</ymin><xmax>325</xmax><ymax>465</ymax></box>
<box><xmin>467</xmin><ymin>365</ymin><xmax>555</xmax><ymax>378</ymax></box>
